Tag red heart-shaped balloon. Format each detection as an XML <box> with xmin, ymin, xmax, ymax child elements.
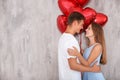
<box><xmin>58</xmin><ymin>0</ymin><xmax>78</xmax><ymax>16</ymax></box>
<box><xmin>94</xmin><ymin>13</ymin><xmax>108</xmax><ymax>26</ymax></box>
<box><xmin>74</xmin><ymin>0</ymin><xmax>89</xmax><ymax>7</ymax></box>
<box><xmin>82</xmin><ymin>7</ymin><xmax>96</xmax><ymax>29</ymax></box>
<box><xmin>57</xmin><ymin>15</ymin><xmax>67</xmax><ymax>33</ymax></box>
<box><xmin>69</xmin><ymin>6</ymin><xmax>83</xmax><ymax>15</ymax></box>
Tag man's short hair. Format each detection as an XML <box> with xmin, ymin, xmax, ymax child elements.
<box><xmin>67</xmin><ymin>12</ymin><xmax>85</xmax><ymax>25</ymax></box>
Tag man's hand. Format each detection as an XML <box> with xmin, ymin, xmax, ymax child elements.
<box><xmin>80</xmin><ymin>48</ymin><xmax>84</xmax><ymax>55</ymax></box>
<box><xmin>91</xmin><ymin>62</ymin><xmax>101</xmax><ymax>72</ymax></box>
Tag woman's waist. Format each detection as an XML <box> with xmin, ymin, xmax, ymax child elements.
<box><xmin>83</xmin><ymin>72</ymin><xmax>103</xmax><ymax>75</ymax></box>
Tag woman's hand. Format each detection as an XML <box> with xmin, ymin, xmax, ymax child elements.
<box><xmin>67</xmin><ymin>46</ymin><xmax>79</xmax><ymax>56</ymax></box>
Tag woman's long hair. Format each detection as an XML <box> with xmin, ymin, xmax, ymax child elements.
<box><xmin>86</xmin><ymin>22</ymin><xmax>107</xmax><ymax>65</ymax></box>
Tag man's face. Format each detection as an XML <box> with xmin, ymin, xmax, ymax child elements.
<box><xmin>75</xmin><ymin>20</ymin><xmax>84</xmax><ymax>33</ymax></box>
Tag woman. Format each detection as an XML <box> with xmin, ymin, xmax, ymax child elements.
<box><xmin>68</xmin><ymin>22</ymin><xmax>107</xmax><ymax>80</ymax></box>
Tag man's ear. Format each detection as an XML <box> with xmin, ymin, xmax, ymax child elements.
<box><xmin>72</xmin><ymin>20</ymin><xmax>77</xmax><ymax>26</ymax></box>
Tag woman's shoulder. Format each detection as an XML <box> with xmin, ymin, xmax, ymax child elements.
<box><xmin>95</xmin><ymin>43</ymin><xmax>102</xmax><ymax>47</ymax></box>
<box><xmin>93</xmin><ymin>43</ymin><xmax>102</xmax><ymax>50</ymax></box>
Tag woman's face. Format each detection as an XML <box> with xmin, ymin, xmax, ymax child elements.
<box><xmin>85</xmin><ymin>24</ymin><xmax>94</xmax><ymax>37</ymax></box>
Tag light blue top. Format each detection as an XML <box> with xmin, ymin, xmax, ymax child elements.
<box><xmin>83</xmin><ymin>43</ymin><xmax>105</xmax><ymax>80</ymax></box>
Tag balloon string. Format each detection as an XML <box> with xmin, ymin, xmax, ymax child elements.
<box><xmin>80</xmin><ymin>33</ymin><xmax>82</xmax><ymax>52</ymax></box>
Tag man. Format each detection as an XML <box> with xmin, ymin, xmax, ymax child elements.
<box><xmin>58</xmin><ymin>12</ymin><xmax>100</xmax><ymax>80</ymax></box>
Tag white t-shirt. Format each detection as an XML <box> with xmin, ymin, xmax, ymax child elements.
<box><xmin>58</xmin><ymin>33</ymin><xmax>81</xmax><ymax>80</ymax></box>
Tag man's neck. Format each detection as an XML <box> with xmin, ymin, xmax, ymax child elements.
<box><xmin>65</xmin><ymin>26</ymin><xmax>75</xmax><ymax>35</ymax></box>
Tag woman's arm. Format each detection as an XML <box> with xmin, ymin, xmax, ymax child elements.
<box><xmin>68</xmin><ymin>44</ymin><xmax>102</xmax><ymax>66</ymax></box>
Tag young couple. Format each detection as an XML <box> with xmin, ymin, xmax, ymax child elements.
<box><xmin>58</xmin><ymin>12</ymin><xmax>106</xmax><ymax>80</ymax></box>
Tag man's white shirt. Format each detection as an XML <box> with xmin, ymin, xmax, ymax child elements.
<box><xmin>58</xmin><ymin>33</ymin><xmax>81</xmax><ymax>80</ymax></box>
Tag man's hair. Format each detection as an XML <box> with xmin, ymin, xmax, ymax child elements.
<box><xmin>67</xmin><ymin>12</ymin><xmax>85</xmax><ymax>25</ymax></box>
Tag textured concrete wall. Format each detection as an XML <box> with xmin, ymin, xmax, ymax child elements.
<box><xmin>0</xmin><ymin>0</ymin><xmax>119</xmax><ymax>80</ymax></box>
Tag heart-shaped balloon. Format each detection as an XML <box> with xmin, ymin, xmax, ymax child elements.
<box><xmin>57</xmin><ymin>15</ymin><xmax>67</xmax><ymax>33</ymax></box>
<box><xmin>58</xmin><ymin>0</ymin><xmax>78</xmax><ymax>16</ymax></box>
<box><xmin>74</xmin><ymin>0</ymin><xmax>89</xmax><ymax>7</ymax></box>
<box><xmin>69</xmin><ymin>6</ymin><xmax>83</xmax><ymax>15</ymax></box>
<box><xmin>94</xmin><ymin>13</ymin><xmax>108</xmax><ymax>26</ymax></box>
<box><xmin>82</xmin><ymin>7</ymin><xmax>97</xmax><ymax>29</ymax></box>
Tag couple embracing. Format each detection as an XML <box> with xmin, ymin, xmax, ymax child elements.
<box><xmin>58</xmin><ymin>12</ymin><xmax>106</xmax><ymax>80</ymax></box>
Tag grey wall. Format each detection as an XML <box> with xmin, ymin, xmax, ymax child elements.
<box><xmin>0</xmin><ymin>0</ymin><xmax>119</xmax><ymax>80</ymax></box>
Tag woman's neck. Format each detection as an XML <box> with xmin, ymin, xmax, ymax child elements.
<box><xmin>88</xmin><ymin>37</ymin><xmax>96</xmax><ymax>46</ymax></box>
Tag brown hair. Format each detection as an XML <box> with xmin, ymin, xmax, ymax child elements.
<box><xmin>86</xmin><ymin>22</ymin><xmax>107</xmax><ymax>64</ymax></box>
<box><xmin>67</xmin><ymin>12</ymin><xmax>85</xmax><ymax>25</ymax></box>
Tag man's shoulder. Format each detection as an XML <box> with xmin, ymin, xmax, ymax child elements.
<box><xmin>60</xmin><ymin>33</ymin><xmax>75</xmax><ymax>40</ymax></box>
<box><xmin>59</xmin><ymin>37</ymin><xmax>74</xmax><ymax>45</ymax></box>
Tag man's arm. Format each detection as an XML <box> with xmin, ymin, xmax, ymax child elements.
<box><xmin>68</xmin><ymin>58</ymin><xmax>100</xmax><ymax>72</ymax></box>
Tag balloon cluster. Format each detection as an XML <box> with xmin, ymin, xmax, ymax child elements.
<box><xmin>57</xmin><ymin>0</ymin><xmax>108</xmax><ymax>33</ymax></box>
